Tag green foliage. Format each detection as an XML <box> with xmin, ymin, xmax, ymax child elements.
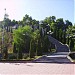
<box><xmin>2</xmin><ymin>13</ymin><xmax>74</xmax><ymax>60</ymax></box>
<box><xmin>13</xmin><ymin>43</ymin><xmax>17</xmax><ymax>53</ymax></box>
<box><xmin>23</xmin><ymin>54</ymin><xmax>29</xmax><ymax>59</ymax></box>
<box><xmin>36</xmin><ymin>39</ymin><xmax>42</xmax><ymax>56</ymax></box>
<box><xmin>5</xmin><ymin>18</ymin><xmax>11</xmax><ymax>27</ymax></box>
<box><xmin>13</xmin><ymin>25</ymin><xmax>32</xmax><ymax>53</ymax></box>
<box><xmin>70</xmin><ymin>38</ymin><xmax>74</xmax><ymax>51</ymax></box>
<box><xmin>18</xmin><ymin>50</ymin><xmax>22</xmax><ymax>59</ymax></box>
<box><xmin>8</xmin><ymin>54</ymin><xmax>17</xmax><ymax>59</ymax></box>
<box><xmin>42</xmin><ymin>35</ymin><xmax>50</xmax><ymax>53</ymax></box>
<box><xmin>3</xmin><ymin>46</ymin><xmax>8</xmax><ymax>59</ymax></box>
<box><xmin>31</xmin><ymin>29</ymin><xmax>42</xmax><ymax>56</ymax></box>
<box><xmin>14</xmin><ymin>25</ymin><xmax>32</xmax><ymax>44</ymax></box>
<box><xmin>29</xmin><ymin>40</ymin><xmax>35</xmax><ymax>58</ymax></box>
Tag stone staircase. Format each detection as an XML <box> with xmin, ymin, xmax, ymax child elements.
<box><xmin>48</xmin><ymin>35</ymin><xmax>70</xmax><ymax>52</ymax></box>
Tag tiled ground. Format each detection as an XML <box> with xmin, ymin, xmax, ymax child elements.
<box><xmin>0</xmin><ymin>52</ymin><xmax>74</xmax><ymax>75</ymax></box>
<box><xmin>0</xmin><ymin>63</ymin><xmax>74</xmax><ymax>75</ymax></box>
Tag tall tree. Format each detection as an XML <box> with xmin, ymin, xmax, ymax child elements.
<box><xmin>13</xmin><ymin>25</ymin><xmax>32</xmax><ymax>59</ymax></box>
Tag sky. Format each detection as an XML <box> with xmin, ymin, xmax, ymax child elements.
<box><xmin>0</xmin><ymin>0</ymin><xmax>74</xmax><ymax>24</ymax></box>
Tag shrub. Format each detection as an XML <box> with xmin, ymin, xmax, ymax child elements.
<box><xmin>8</xmin><ymin>54</ymin><xmax>17</xmax><ymax>60</ymax></box>
<box><xmin>72</xmin><ymin>48</ymin><xmax>75</xmax><ymax>51</ymax></box>
<box><xmin>23</xmin><ymin>54</ymin><xmax>29</xmax><ymax>59</ymax></box>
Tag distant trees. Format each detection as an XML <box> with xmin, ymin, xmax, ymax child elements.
<box><xmin>1</xmin><ymin>13</ymin><xmax>74</xmax><ymax>60</ymax></box>
<box><xmin>43</xmin><ymin>16</ymin><xmax>73</xmax><ymax>43</ymax></box>
<box><xmin>13</xmin><ymin>15</ymin><xmax>74</xmax><ymax>57</ymax></box>
<box><xmin>13</xmin><ymin>25</ymin><xmax>32</xmax><ymax>59</ymax></box>
<box><xmin>13</xmin><ymin>25</ymin><xmax>43</xmax><ymax>59</ymax></box>
<box><xmin>29</xmin><ymin>30</ymin><xmax>41</xmax><ymax>58</ymax></box>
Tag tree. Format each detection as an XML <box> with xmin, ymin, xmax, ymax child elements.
<box><xmin>29</xmin><ymin>39</ymin><xmax>35</xmax><ymax>58</ymax></box>
<box><xmin>51</xmin><ymin>16</ymin><xmax>56</xmax><ymax>22</ymax></box>
<box><xmin>5</xmin><ymin>18</ymin><xmax>11</xmax><ymax>27</ymax></box>
<box><xmin>13</xmin><ymin>25</ymin><xmax>32</xmax><ymax>59</ymax></box>
<box><xmin>13</xmin><ymin>43</ymin><xmax>17</xmax><ymax>53</ymax></box>
<box><xmin>11</xmin><ymin>14</ymin><xmax>74</xmax><ymax>59</ymax></box>
<box><xmin>65</xmin><ymin>20</ymin><xmax>72</xmax><ymax>27</ymax></box>
<box><xmin>11</xmin><ymin>19</ymin><xmax>17</xmax><ymax>26</ymax></box>
<box><xmin>51</xmin><ymin>22</ymin><xmax>57</xmax><ymax>38</ymax></box>
<box><xmin>70</xmin><ymin>38</ymin><xmax>74</xmax><ymax>50</ymax></box>
<box><xmin>66</xmin><ymin>25</ymin><xmax>73</xmax><ymax>45</ymax></box>
<box><xmin>22</xmin><ymin>14</ymin><xmax>32</xmax><ymax>26</ymax></box>
<box><xmin>42</xmin><ymin>35</ymin><xmax>50</xmax><ymax>53</ymax></box>
<box><xmin>32</xmin><ymin>30</ymin><xmax>42</xmax><ymax>56</ymax></box>
<box><xmin>3</xmin><ymin>46</ymin><xmax>8</xmax><ymax>59</ymax></box>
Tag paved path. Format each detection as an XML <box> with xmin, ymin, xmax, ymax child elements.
<box><xmin>0</xmin><ymin>52</ymin><xmax>74</xmax><ymax>74</ymax></box>
<box><xmin>0</xmin><ymin>63</ymin><xmax>74</xmax><ymax>74</ymax></box>
<box><xmin>33</xmin><ymin>52</ymin><xmax>71</xmax><ymax>63</ymax></box>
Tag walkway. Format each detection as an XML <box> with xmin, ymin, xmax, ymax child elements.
<box><xmin>33</xmin><ymin>52</ymin><xmax>71</xmax><ymax>63</ymax></box>
<box><xmin>0</xmin><ymin>63</ymin><xmax>74</xmax><ymax>74</ymax></box>
<box><xmin>48</xmin><ymin>35</ymin><xmax>69</xmax><ymax>52</ymax></box>
<box><xmin>0</xmin><ymin>52</ymin><xmax>74</xmax><ymax>74</ymax></box>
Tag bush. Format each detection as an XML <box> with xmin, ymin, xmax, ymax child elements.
<box><xmin>71</xmin><ymin>48</ymin><xmax>75</xmax><ymax>51</ymax></box>
<box><xmin>18</xmin><ymin>52</ymin><xmax>22</xmax><ymax>59</ymax></box>
<box><xmin>8</xmin><ymin>54</ymin><xmax>17</xmax><ymax>60</ymax></box>
<box><xmin>23</xmin><ymin>54</ymin><xmax>29</xmax><ymax>59</ymax></box>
